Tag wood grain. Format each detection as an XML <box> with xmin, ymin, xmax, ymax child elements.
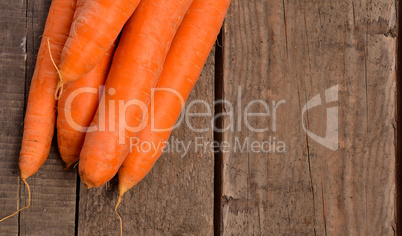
<box><xmin>77</xmin><ymin>50</ymin><xmax>216</xmax><ymax>236</ymax></box>
<box><xmin>18</xmin><ymin>1</ymin><xmax>78</xmax><ymax>235</ymax></box>
<box><xmin>0</xmin><ymin>0</ymin><xmax>27</xmax><ymax>235</ymax></box>
<box><xmin>220</xmin><ymin>0</ymin><xmax>397</xmax><ymax>235</ymax></box>
<box><xmin>0</xmin><ymin>0</ymin><xmax>399</xmax><ymax>235</ymax></box>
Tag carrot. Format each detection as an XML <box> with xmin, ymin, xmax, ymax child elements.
<box><xmin>78</xmin><ymin>0</ymin><xmax>194</xmax><ymax>189</ymax></box>
<box><xmin>57</xmin><ymin>0</ymin><xmax>116</xmax><ymax>169</ymax></box>
<box><xmin>57</xmin><ymin>0</ymin><xmax>141</xmax><ymax>88</ymax></box>
<box><xmin>116</xmin><ymin>0</ymin><xmax>232</xmax><ymax>213</ymax></box>
<box><xmin>57</xmin><ymin>45</ymin><xmax>115</xmax><ymax>169</ymax></box>
<box><xmin>0</xmin><ymin>0</ymin><xmax>77</xmax><ymax>222</ymax></box>
<box><xmin>19</xmin><ymin>0</ymin><xmax>77</xmax><ymax>182</ymax></box>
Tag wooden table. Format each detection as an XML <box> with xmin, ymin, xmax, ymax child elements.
<box><xmin>0</xmin><ymin>0</ymin><xmax>398</xmax><ymax>235</ymax></box>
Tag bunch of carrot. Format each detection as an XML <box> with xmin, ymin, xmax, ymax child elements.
<box><xmin>1</xmin><ymin>0</ymin><xmax>232</xmax><ymax>234</ymax></box>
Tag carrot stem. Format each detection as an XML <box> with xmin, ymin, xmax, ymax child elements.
<box><xmin>0</xmin><ymin>178</ymin><xmax>31</xmax><ymax>222</ymax></box>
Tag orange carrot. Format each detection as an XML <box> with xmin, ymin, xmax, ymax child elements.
<box><xmin>19</xmin><ymin>0</ymin><xmax>76</xmax><ymax>181</ymax></box>
<box><xmin>0</xmin><ymin>0</ymin><xmax>76</xmax><ymax>222</ymax></box>
<box><xmin>57</xmin><ymin>0</ymin><xmax>141</xmax><ymax>87</ymax></box>
<box><xmin>78</xmin><ymin>0</ymin><xmax>194</xmax><ymax>189</ymax></box>
<box><xmin>118</xmin><ymin>0</ymin><xmax>232</xmax><ymax>197</ymax></box>
<box><xmin>57</xmin><ymin>44</ymin><xmax>115</xmax><ymax>169</ymax></box>
<box><xmin>56</xmin><ymin>0</ymin><xmax>116</xmax><ymax>169</ymax></box>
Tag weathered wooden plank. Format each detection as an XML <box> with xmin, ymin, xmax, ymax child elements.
<box><xmin>220</xmin><ymin>0</ymin><xmax>396</xmax><ymax>235</ymax></box>
<box><xmin>0</xmin><ymin>0</ymin><xmax>27</xmax><ymax>235</ymax></box>
<box><xmin>78</xmin><ymin>50</ymin><xmax>216</xmax><ymax>235</ymax></box>
<box><xmin>18</xmin><ymin>1</ymin><xmax>77</xmax><ymax>235</ymax></box>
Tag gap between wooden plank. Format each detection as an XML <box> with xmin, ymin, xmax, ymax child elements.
<box><xmin>75</xmin><ymin>172</ymin><xmax>80</xmax><ymax>236</ymax></box>
<box><xmin>19</xmin><ymin>0</ymin><xmax>29</xmax><ymax>233</ymax></box>
<box><xmin>214</xmin><ymin>29</ymin><xmax>224</xmax><ymax>236</ymax></box>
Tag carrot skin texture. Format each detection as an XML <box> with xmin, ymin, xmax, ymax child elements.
<box><xmin>19</xmin><ymin>0</ymin><xmax>77</xmax><ymax>180</ymax></box>
<box><xmin>58</xmin><ymin>0</ymin><xmax>140</xmax><ymax>83</ymax></box>
<box><xmin>79</xmin><ymin>0</ymin><xmax>194</xmax><ymax>188</ymax></box>
<box><xmin>118</xmin><ymin>0</ymin><xmax>232</xmax><ymax>194</ymax></box>
<box><xmin>57</xmin><ymin>46</ymin><xmax>115</xmax><ymax>169</ymax></box>
<box><xmin>56</xmin><ymin>0</ymin><xmax>115</xmax><ymax>169</ymax></box>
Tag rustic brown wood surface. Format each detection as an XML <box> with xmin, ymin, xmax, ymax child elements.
<box><xmin>0</xmin><ymin>0</ymin><xmax>399</xmax><ymax>235</ymax></box>
<box><xmin>0</xmin><ymin>0</ymin><xmax>27</xmax><ymax>235</ymax></box>
<box><xmin>220</xmin><ymin>0</ymin><xmax>397</xmax><ymax>235</ymax></box>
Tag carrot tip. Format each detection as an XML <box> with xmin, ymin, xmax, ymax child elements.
<box><xmin>64</xmin><ymin>163</ymin><xmax>72</xmax><ymax>171</ymax></box>
<box><xmin>118</xmin><ymin>184</ymin><xmax>129</xmax><ymax>197</ymax></box>
<box><xmin>83</xmin><ymin>183</ymin><xmax>91</xmax><ymax>189</ymax></box>
<box><xmin>21</xmin><ymin>172</ymin><xmax>28</xmax><ymax>181</ymax></box>
<box><xmin>0</xmin><ymin>178</ymin><xmax>31</xmax><ymax>222</ymax></box>
<box><xmin>82</xmin><ymin>180</ymin><xmax>95</xmax><ymax>189</ymax></box>
<box><xmin>64</xmin><ymin>161</ymin><xmax>78</xmax><ymax>170</ymax></box>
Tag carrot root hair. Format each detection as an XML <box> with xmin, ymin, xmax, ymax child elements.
<box><xmin>115</xmin><ymin>194</ymin><xmax>123</xmax><ymax>236</ymax></box>
<box><xmin>47</xmin><ymin>38</ymin><xmax>64</xmax><ymax>100</ymax></box>
<box><xmin>0</xmin><ymin>178</ymin><xmax>31</xmax><ymax>222</ymax></box>
<box><xmin>73</xmin><ymin>161</ymin><xmax>79</xmax><ymax>169</ymax></box>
